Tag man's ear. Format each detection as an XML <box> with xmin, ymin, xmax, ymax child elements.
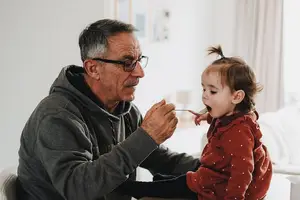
<box><xmin>83</xmin><ymin>60</ymin><xmax>100</xmax><ymax>80</ymax></box>
<box><xmin>232</xmin><ymin>90</ymin><xmax>245</xmax><ymax>105</ymax></box>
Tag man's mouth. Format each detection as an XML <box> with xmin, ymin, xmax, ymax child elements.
<box><xmin>125</xmin><ymin>83</ymin><xmax>138</xmax><ymax>88</ymax></box>
<box><xmin>125</xmin><ymin>80</ymin><xmax>139</xmax><ymax>88</ymax></box>
<box><xmin>126</xmin><ymin>84</ymin><xmax>138</xmax><ymax>88</ymax></box>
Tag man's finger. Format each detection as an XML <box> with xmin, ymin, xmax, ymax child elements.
<box><xmin>154</xmin><ymin>99</ymin><xmax>166</xmax><ymax>108</ymax></box>
<box><xmin>169</xmin><ymin>117</ymin><xmax>178</xmax><ymax>129</ymax></box>
<box><xmin>144</xmin><ymin>99</ymin><xmax>166</xmax><ymax>120</ymax></box>
<box><xmin>165</xmin><ymin>110</ymin><xmax>176</xmax><ymax>122</ymax></box>
<box><xmin>158</xmin><ymin>103</ymin><xmax>175</xmax><ymax>116</ymax></box>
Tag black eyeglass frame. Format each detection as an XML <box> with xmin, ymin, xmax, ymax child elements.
<box><xmin>91</xmin><ymin>55</ymin><xmax>148</xmax><ymax>72</ymax></box>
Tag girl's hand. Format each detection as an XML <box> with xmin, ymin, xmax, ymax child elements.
<box><xmin>188</xmin><ymin>110</ymin><xmax>209</xmax><ymax>125</ymax></box>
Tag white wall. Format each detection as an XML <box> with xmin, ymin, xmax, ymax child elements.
<box><xmin>0</xmin><ymin>0</ymin><xmax>106</xmax><ymax>170</ymax></box>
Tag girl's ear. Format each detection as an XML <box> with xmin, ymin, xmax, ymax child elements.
<box><xmin>232</xmin><ymin>90</ymin><xmax>245</xmax><ymax>104</ymax></box>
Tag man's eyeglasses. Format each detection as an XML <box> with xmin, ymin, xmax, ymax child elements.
<box><xmin>91</xmin><ymin>56</ymin><xmax>148</xmax><ymax>72</ymax></box>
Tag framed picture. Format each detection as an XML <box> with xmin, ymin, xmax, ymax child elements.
<box><xmin>131</xmin><ymin>0</ymin><xmax>148</xmax><ymax>41</ymax></box>
<box><xmin>114</xmin><ymin>0</ymin><xmax>132</xmax><ymax>23</ymax></box>
<box><xmin>150</xmin><ymin>9</ymin><xmax>170</xmax><ymax>42</ymax></box>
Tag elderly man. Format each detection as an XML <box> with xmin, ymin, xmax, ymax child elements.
<box><xmin>16</xmin><ymin>19</ymin><xmax>200</xmax><ymax>200</ymax></box>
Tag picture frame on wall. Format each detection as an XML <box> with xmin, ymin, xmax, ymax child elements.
<box><xmin>114</xmin><ymin>0</ymin><xmax>132</xmax><ymax>23</ymax></box>
<box><xmin>114</xmin><ymin>0</ymin><xmax>149</xmax><ymax>45</ymax></box>
<box><xmin>131</xmin><ymin>0</ymin><xmax>148</xmax><ymax>41</ymax></box>
<box><xmin>150</xmin><ymin>9</ymin><xmax>170</xmax><ymax>43</ymax></box>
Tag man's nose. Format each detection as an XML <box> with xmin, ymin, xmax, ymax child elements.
<box><xmin>131</xmin><ymin>62</ymin><xmax>145</xmax><ymax>78</ymax></box>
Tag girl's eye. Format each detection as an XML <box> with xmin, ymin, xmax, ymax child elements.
<box><xmin>210</xmin><ymin>91</ymin><xmax>217</xmax><ymax>94</ymax></box>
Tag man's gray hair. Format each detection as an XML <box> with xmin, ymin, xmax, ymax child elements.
<box><xmin>79</xmin><ymin>19</ymin><xmax>137</xmax><ymax>62</ymax></box>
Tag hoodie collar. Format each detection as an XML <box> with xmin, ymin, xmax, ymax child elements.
<box><xmin>49</xmin><ymin>65</ymin><xmax>132</xmax><ymax>119</ymax></box>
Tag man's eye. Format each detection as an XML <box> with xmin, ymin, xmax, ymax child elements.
<box><xmin>124</xmin><ymin>60</ymin><xmax>134</xmax><ymax>67</ymax></box>
<box><xmin>210</xmin><ymin>91</ymin><xmax>217</xmax><ymax>94</ymax></box>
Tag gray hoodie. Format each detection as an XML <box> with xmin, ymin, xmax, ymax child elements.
<box><xmin>17</xmin><ymin>66</ymin><xmax>199</xmax><ymax>200</ymax></box>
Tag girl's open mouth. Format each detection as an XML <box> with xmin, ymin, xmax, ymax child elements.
<box><xmin>205</xmin><ymin>105</ymin><xmax>212</xmax><ymax>112</ymax></box>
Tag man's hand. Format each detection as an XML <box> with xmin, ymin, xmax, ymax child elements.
<box><xmin>141</xmin><ymin>99</ymin><xmax>178</xmax><ymax>144</ymax></box>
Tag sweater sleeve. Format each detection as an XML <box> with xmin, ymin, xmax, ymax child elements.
<box><xmin>140</xmin><ymin>145</ymin><xmax>200</xmax><ymax>176</ymax></box>
<box><xmin>35</xmin><ymin>110</ymin><xmax>158</xmax><ymax>200</ymax></box>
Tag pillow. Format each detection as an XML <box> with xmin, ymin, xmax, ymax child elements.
<box><xmin>275</xmin><ymin>105</ymin><xmax>300</xmax><ymax>165</ymax></box>
<box><xmin>258</xmin><ymin>112</ymin><xmax>290</xmax><ymax>165</ymax></box>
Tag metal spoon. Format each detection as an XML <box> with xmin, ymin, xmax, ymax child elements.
<box><xmin>175</xmin><ymin>107</ymin><xmax>208</xmax><ymax>116</ymax></box>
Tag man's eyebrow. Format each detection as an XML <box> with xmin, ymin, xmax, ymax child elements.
<box><xmin>121</xmin><ymin>55</ymin><xmax>135</xmax><ymax>60</ymax></box>
<box><xmin>121</xmin><ymin>52</ymin><xmax>142</xmax><ymax>60</ymax></box>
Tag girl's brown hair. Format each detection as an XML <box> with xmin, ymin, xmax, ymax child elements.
<box><xmin>204</xmin><ymin>45</ymin><xmax>262</xmax><ymax>112</ymax></box>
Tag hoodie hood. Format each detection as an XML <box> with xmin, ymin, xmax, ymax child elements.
<box><xmin>49</xmin><ymin>65</ymin><xmax>132</xmax><ymax>119</ymax></box>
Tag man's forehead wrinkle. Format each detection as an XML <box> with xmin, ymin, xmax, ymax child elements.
<box><xmin>107</xmin><ymin>39</ymin><xmax>141</xmax><ymax>59</ymax></box>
